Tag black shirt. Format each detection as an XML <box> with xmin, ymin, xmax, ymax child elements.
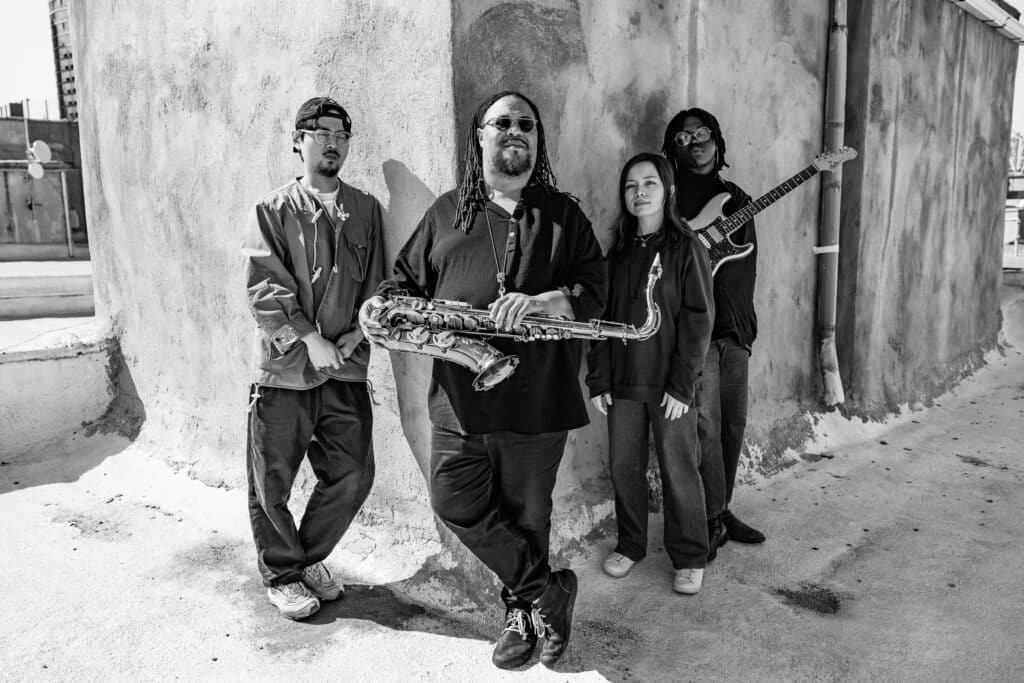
<box><xmin>675</xmin><ymin>168</ymin><xmax>758</xmax><ymax>349</ymax></box>
<box><xmin>585</xmin><ymin>228</ymin><xmax>714</xmax><ymax>405</ymax></box>
<box><xmin>380</xmin><ymin>186</ymin><xmax>607</xmax><ymax>434</ymax></box>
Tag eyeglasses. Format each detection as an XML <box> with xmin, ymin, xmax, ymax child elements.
<box><xmin>299</xmin><ymin>129</ymin><xmax>353</xmax><ymax>145</ymax></box>
<box><xmin>673</xmin><ymin>126</ymin><xmax>712</xmax><ymax>147</ymax></box>
<box><xmin>483</xmin><ymin>116</ymin><xmax>537</xmax><ymax>133</ymax></box>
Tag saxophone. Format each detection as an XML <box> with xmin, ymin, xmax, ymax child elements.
<box><xmin>360</xmin><ymin>254</ymin><xmax>663</xmax><ymax>391</ymax></box>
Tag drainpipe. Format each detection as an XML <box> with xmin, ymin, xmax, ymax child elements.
<box><xmin>816</xmin><ymin>0</ymin><xmax>847</xmax><ymax>407</ymax></box>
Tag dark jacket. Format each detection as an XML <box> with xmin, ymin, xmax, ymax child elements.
<box><xmin>586</xmin><ymin>228</ymin><xmax>714</xmax><ymax>405</ymax></box>
<box><xmin>379</xmin><ymin>186</ymin><xmax>607</xmax><ymax>434</ymax></box>
<box><xmin>243</xmin><ymin>178</ymin><xmax>386</xmax><ymax>389</ymax></box>
<box><xmin>675</xmin><ymin>169</ymin><xmax>758</xmax><ymax>349</ymax></box>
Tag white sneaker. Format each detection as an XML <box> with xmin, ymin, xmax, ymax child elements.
<box><xmin>603</xmin><ymin>552</ymin><xmax>636</xmax><ymax>578</ymax></box>
<box><xmin>302</xmin><ymin>562</ymin><xmax>344</xmax><ymax>601</ymax></box>
<box><xmin>673</xmin><ymin>568</ymin><xmax>704</xmax><ymax>595</ymax></box>
<box><xmin>267</xmin><ymin>581</ymin><xmax>320</xmax><ymax>620</ymax></box>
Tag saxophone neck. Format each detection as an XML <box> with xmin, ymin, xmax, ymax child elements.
<box><xmin>636</xmin><ymin>252</ymin><xmax>663</xmax><ymax>339</ymax></box>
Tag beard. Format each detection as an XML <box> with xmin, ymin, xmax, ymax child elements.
<box><xmin>491</xmin><ymin>146</ymin><xmax>533</xmax><ymax>177</ymax></box>
<box><xmin>315</xmin><ymin>158</ymin><xmax>340</xmax><ymax>177</ymax></box>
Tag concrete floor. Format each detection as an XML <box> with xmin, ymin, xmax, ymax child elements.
<box><xmin>3</xmin><ymin>286</ymin><xmax>1024</xmax><ymax>681</ymax></box>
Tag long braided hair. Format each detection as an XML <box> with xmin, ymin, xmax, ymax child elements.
<box><xmin>661</xmin><ymin>107</ymin><xmax>729</xmax><ymax>176</ymax></box>
<box><xmin>452</xmin><ymin>91</ymin><xmax>559</xmax><ymax>232</ymax></box>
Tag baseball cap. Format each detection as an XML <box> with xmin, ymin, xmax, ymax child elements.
<box><xmin>294</xmin><ymin>97</ymin><xmax>352</xmax><ymax>132</ymax></box>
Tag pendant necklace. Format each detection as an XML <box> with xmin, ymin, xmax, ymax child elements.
<box><xmin>484</xmin><ymin>206</ymin><xmax>510</xmax><ymax>297</ymax></box>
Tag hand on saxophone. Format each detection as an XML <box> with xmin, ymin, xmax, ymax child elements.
<box><xmin>488</xmin><ymin>292</ymin><xmax>543</xmax><ymax>330</ymax></box>
<box><xmin>359</xmin><ymin>296</ymin><xmax>390</xmax><ymax>346</ymax></box>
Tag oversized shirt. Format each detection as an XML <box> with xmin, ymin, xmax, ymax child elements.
<box><xmin>243</xmin><ymin>178</ymin><xmax>386</xmax><ymax>389</ymax></box>
<box><xmin>585</xmin><ymin>229</ymin><xmax>714</xmax><ymax>405</ymax></box>
<box><xmin>380</xmin><ymin>186</ymin><xmax>607</xmax><ymax>435</ymax></box>
<box><xmin>675</xmin><ymin>169</ymin><xmax>758</xmax><ymax>350</ymax></box>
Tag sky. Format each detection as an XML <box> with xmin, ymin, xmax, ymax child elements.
<box><xmin>0</xmin><ymin>0</ymin><xmax>1023</xmax><ymax>128</ymax></box>
<box><xmin>0</xmin><ymin>0</ymin><xmax>60</xmax><ymax>118</ymax></box>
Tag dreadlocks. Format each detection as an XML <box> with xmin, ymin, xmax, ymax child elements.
<box><xmin>452</xmin><ymin>91</ymin><xmax>559</xmax><ymax>233</ymax></box>
<box><xmin>661</xmin><ymin>107</ymin><xmax>729</xmax><ymax>176</ymax></box>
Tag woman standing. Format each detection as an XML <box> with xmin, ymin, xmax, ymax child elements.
<box><xmin>586</xmin><ymin>152</ymin><xmax>715</xmax><ymax>594</ymax></box>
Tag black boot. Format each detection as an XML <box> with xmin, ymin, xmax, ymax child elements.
<box><xmin>720</xmin><ymin>509</ymin><xmax>766</xmax><ymax>544</ymax></box>
<box><xmin>492</xmin><ymin>589</ymin><xmax>538</xmax><ymax>669</ymax></box>
<box><xmin>707</xmin><ymin>516</ymin><xmax>729</xmax><ymax>563</ymax></box>
<box><xmin>534</xmin><ymin>569</ymin><xmax>578</xmax><ymax>667</ymax></box>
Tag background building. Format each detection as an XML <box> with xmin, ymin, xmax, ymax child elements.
<box><xmin>49</xmin><ymin>0</ymin><xmax>77</xmax><ymax>121</ymax></box>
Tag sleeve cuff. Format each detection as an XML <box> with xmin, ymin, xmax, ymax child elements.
<box><xmin>271</xmin><ymin>318</ymin><xmax>315</xmax><ymax>353</ymax></box>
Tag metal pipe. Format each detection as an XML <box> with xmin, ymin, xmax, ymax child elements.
<box><xmin>61</xmin><ymin>170</ymin><xmax>74</xmax><ymax>258</ymax></box>
<box><xmin>817</xmin><ymin>0</ymin><xmax>847</xmax><ymax>407</ymax></box>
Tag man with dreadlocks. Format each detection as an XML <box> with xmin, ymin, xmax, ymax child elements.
<box><xmin>367</xmin><ymin>91</ymin><xmax>605</xmax><ymax>669</ymax></box>
<box><xmin>662</xmin><ymin>108</ymin><xmax>767</xmax><ymax>566</ymax></box>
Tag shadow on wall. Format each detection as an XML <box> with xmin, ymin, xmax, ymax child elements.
<box><xmin>451</xmin><ymin>2</ymin><xmax>587</xmax><ymax>179</ymax></box>
<box><xmin>380</xmin><ymin>159</ymin><xmax>511</xmax><ymax>609</ymax></box>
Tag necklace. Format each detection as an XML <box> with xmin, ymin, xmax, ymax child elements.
<box><xmin>483</xmin><ymin>206</ymin><xmax>511</xmax><ymax>297</ymax></box>
<box><xmin>635</xmin><ymin>232</ymin><xmax>656</xmax><ymax>247</ymax></box>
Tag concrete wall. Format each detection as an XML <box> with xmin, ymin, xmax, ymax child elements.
<box><xmin>69</xmin><ymin>0</ymin><xmax>458</xmax><ymax>569</ymax></box>
<box><xmin>839</xmin><ymin>0</ymin><xmax>1017</xmax><ymax>415</ymax></box>
<box><xmin>452</xmin><ymin>0</ymin><xmax>830</xmax><ymax>473</ymax></box>
<box><xmin>69</xmin><ymin>0</ymin><xmax>1018</xmax><ymax>603</ymax></box>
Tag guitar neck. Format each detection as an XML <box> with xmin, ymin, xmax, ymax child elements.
<box><xmin>718</xmin><ymin>164</ymin><xmax>819</xmax><ymax>237</ymax></box>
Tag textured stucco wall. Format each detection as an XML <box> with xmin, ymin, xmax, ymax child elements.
<box><xmin>70</xmin><ymin>0</ymin><xmax>1018</xmax><ymax>606</ymax></box>
<box><xmin>452</xmin><ymin>0</ymin><xmax>830</xmax><ymax>479</ymax></box>
<box><xmin>69</xmin><ymin>0</ymin><xmax>457</xmax><ymax>556</ymax></box>
<box><xmin>839</xmin><ymin>0</ymin><xmax>1016</xmax><ymax>414</ymax></box>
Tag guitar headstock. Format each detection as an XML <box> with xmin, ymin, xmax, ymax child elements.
<box><xmin>813</xmin><ymin>146</ymin><xmax>858</xmax><ymax>172</ymax></box>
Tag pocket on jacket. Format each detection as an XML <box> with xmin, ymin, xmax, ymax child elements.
<box><xmin>342</xmin><ymin>233</ymin><xmax>368</xmax><ymax>283</ymax></box>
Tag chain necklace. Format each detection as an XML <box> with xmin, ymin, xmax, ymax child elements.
<box><xmin>483</xmin><ymin>206</ymin><xmax>511</xmax><ymax>297</ymax></box>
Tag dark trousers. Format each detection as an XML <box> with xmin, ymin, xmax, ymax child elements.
<box><xmin>429</xmin><ymin>425</ymin><xmax>567</xmax><ymax>604</ymax></box>
<box><xmin>608</xmin><ymin>398</ymin><xmax>708</xmax><ymax>569</ymax></box>
<box><xmin>697</xmin><ymin>336</ymin><xmax>750</xmax><ymax>520</ymax></box>
<box><xmin>247</xmin><ymin>380</ymin><xmax>375</xmax><ymax>587</ymax></box>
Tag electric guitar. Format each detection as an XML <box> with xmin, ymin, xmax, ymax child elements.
<box><xmin>689</xmin><ymin>147</ymin><xmax>858</xmax><ymax>276</ymax></box>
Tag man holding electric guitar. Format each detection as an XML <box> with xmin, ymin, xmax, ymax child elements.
<box><xmin>662</xmin><ymin>108</ymin><xmax>763</xmax><ymax>561</ymax></box>
<box><xmin>663</xmin><ymin>108</ymin><xmax>857</xmax><ymax>565</ymax></box>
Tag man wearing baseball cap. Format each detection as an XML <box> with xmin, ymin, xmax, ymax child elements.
<box><xmin>242</xmin><ymin>96</ymin><xmax>385</xmax><ymax>619</ymax></box>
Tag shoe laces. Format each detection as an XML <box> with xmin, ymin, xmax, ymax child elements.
<box><xmin>530</xmin><ymin>608</ymin><xmax>548</xmax><ymax>639</ymax></box>
<box><xmin>504</xmin><ymin>608</ymin><xmax>533</xmax><ymax>641</ymax></box>
<box><xmin>279</xmin><ymin>581</ymin><xmax>313</xmax><ymax>600</ymax></box>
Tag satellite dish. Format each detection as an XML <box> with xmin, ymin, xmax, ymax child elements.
<box><xmin>30</xmin><ymin>140</ymin><xmax>52</xmax><ymax>163</ymax></box>
<box><xmin>27</xmin><ymin>162</ymin><xmax>44</xmax><ymax>179</ymax></box>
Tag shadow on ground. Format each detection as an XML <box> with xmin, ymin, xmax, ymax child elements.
<box><xmin>0</xmin><ymin>431</ymin><xmax>132</xmax><ymax>495</ymax></box>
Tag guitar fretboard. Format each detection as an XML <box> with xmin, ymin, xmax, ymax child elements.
<box><xmin>718</xmin><ymin>165</ymin><xmax>819</xmax><ymax>237</ymax></box>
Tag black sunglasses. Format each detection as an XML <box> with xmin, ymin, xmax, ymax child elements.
<box><xmin>483</xmin><ymin>116</ymin><xmax>537</xmax><ymax>133</ymax></box>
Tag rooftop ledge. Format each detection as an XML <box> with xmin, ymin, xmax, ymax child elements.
<box><xmin>947</xmin><ymin>0</ymin><xmax>1024</xmax><ymax>43</ymax></box>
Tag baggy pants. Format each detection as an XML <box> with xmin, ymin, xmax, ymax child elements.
<box><xmin>608</xmin><ymin>397</ymin><xmax>708</xmax><ymax>570</ymax></box>
<box><xmin>247</xmin><ymin>379</ymin><xmax>375</xmax><ymax>587</ymax></box>
<box><xmin>697</xmin><ymin>336</ymin><xmax>750</xmax><ymax>520</ymax></box>
<box><xmin>429</xmin><ymin>424</ymin><xmax>567</xmax><ymax>605</ymax></box>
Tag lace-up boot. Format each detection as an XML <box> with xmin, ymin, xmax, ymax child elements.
<box><xmin>533</xmin><ymin>569</ymin><xmax>578</xmax><ymax>667</ymax></box>
<box><xmin>492</xmin><ymin>588</ymin><xmax>538</xmax><ymax>669</ymax></box>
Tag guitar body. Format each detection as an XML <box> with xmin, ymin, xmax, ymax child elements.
<box><xmin>688</xmin><ymin>192</ymin><xmax>756</xmax><ymax>277</ymax></box>
<box><xmin>681</xmin><ymin>148</ymin><xmax>857</xmax><ymax>278</ymax></box>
